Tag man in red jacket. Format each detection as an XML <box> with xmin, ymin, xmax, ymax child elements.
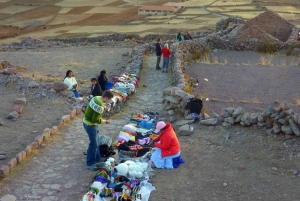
<box><xmin>161</xmin><ymin>43</ymin><xmax>172</xmax><ymax>73</ymax></box>
<box><xmin>150</xmin><ymin>121</ymin><xmax>181</xmax><ymax>169</ymax></box>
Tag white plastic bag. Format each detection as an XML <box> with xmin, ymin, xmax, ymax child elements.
<box><xmin>135</xmin><ymin>181</ymin><xmax>155</xmax><ymax>201</ymax></box>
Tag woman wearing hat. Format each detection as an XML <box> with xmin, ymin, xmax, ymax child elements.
<box><xmin>149</xmin><ymin>121</ymin><xmax>181</xmax><ymax>169</ymax></box>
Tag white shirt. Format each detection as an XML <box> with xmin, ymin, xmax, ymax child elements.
<box><xmin>63</xmin><ymin>77</ymin><xmax>78</xmax><ymax>90</ymax></box>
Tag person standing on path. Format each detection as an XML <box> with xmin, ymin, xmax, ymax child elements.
<box><xmin>83</xmin><ymin>90</ymin><xmax>114</xmax><ymax>171</ymax></box>
<box><xmin>161</xmin><ymin>43</ymin><xmax>172</xmax><ymax>73</ymax></box>
<box><xmin>155</xmin><ymin>38</ymin><xmax>162</xmax><ymax>70</ymax></box>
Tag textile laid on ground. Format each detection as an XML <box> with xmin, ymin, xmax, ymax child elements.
<box><xmin>82</xmin><ymin>110</ymin><xmax>185</xmax><ymax>201</ymax></box>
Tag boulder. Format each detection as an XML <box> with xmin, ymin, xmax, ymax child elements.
<box><xmin>225</xmin><ymin>107</ymin><xmax>235</xmax><ymax>114</ymax></box>
<box><xmin>7</xmin><ymin>111</ymin><xmax>18</xmax><ymax>119</ymax></box>
<box><xmin>279</xmin><ymin>102</ymin><xmax>290</xmax><ymax>110</ymax></box>
<box><xmin>235</xmin><ymin>115</ymin><xmax>242</xmax><ymax>123</ymax></box>
<box><xmin>257</xmin><ymin>122</ymin><xmax>266</xmax><ymax>127</ymax></box>
<box><xmin>0</xmin><ymin>165</ymin><xmax>9</xmax><ymax>176</ymax></box>
<box><xmin>178</xmin><ymin>124</ymin><xmax>192</xmax><ymax>136</ymax></box>
<box><xmin>232</xmin><ymin>107</ymin><xmax>243</xmax><ymax>118</ymax></box>
<box><xmin>28</xmin><ymin>81</ymin><xmax>40</xmax><ymax>88</ymax></box>
<box><xmin>16</xmin><ymin>151</ymin><xmax>26</xmax><ymax>163</ymax></box>
<box><xmin>278</xmin><ymin>118</ymin><xmax>288</xmax><ymax>125</ymax></box>
<box><xmin>163</xmin><ymin>87</ymin><xmax>175</xmax><ymax>96</ymax></box>
<box><xmin>273</xmin><ymin>123</ymin><xmax>281</xmax><ymax>134</ymax></box>
<box><xmin>53</xmin><ymin>82</ymin><xmax>68</xmax><ymax>92</ymax></box>
<box><xmin>220</xmin><ymin>108</ymin><xmax>230</xmax><ymax>118</ymax></box>
<box><xmin>265</xmin><ymin>106</ymin><xmax>275</xmax><ymax>115</ymax></box>
<box><xmin>241</xmin><ymin>113</ymin><xmax>249</xmax><ymax>122</ymax></box>
<box><xmin>265</xmin><ymin>118</ymin><xmax>273</xmax><ymax>128</ymax></box>
<box><xmin>167</xmin><ymin>110</ymin><xmax>174</xmax><ymax>115</ymax></box>
<box><xmin>217</xmin><ymin>115</ymin><xmax>224</xmax><ymax>123</ymax></box>
<box><xmin>164</xmin><ymin>96</ymin><xmax>179</xmax><ymax>104</ymax></box>
<box><xmin>14</xmin><ymin>98</ymin><xmax>26</xmax><ymax>105</ymax></box>
<box><xmin>289</xmin><ymin>119</ymin><xmax>300</xmax><ymax>136</ymax></box>
<box><xmin>244</xmin><ymin>120</ymin><xmax>252</xmax><ymax>127</ymax></box>
<box><xmin>7</xmin><ymin>158</ymin><xmax>17</xmax><ymax>169</ymax></box>
<box><xmin>274</xmin><ymin>107</ymin><xmax>282</xmax><ymax>112</ymax></box>
<box><xmin>257</xmin><ymin>114</ymin><xmax>264</xmax><ymax>122</ymax></box>
<box><xmin>292</xmin><ymin>113</ymin><xmax>298</xmax><ymax>124</ymax></box>
<box><xmin>12</xmin><ymin>104</ymin><xmax>23</xmax><ymax>114</ymax></box>
<box><xmin>224</xmin><ymin>117</ymin><xmax>235</xmax><ymax>125</ymax></box>
<box><xmin>174</xmin><ymin>88</ymin><xmax>188</xmax><ymax>98</ymax></box>
<box><xmin>175</xmin><ymin>119</ymin><xmax>194</xmax><ymax>126</ymax></box>
<box><xmin>203</xmin><ymin>112</ymin><xmax>210</xmax><ymax>119</ymax></box>
<box><xmin>250</xmin><ymin>113</ymin><xmax>258</xmax><ymax>124</ymax></box>
<box><xmin>200</xmin><ymin>118</ymin><xmax>217</xmax><ymax>126</ymax></box>
<box><xmin>0</xmin><ymin>194</ymin><xmax>17</xmax><ymax>201</ymax></box>
<box><xmin>281</xmin><ymin>125</ymin><xmax>293</xmax><ymax>135</ymax></box>
<box><xmin>283</xmin><ymin>108</ymin><xmax>293</xmax><ymax>115</ymax></box>
<box><xmin>276</xmin><ymin>111</ymin><xmax>286</xmax><ymax>119</ymax></box>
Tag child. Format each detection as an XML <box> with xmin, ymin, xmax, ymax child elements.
<box><xmin>91</xmin><ymin>78</ymin><xmax>103</xmax><ymax>97</ymax></box>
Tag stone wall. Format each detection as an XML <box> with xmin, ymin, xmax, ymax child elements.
<box><xmin>161</xmin><ymin>31</ymin><xmax>300</xmax><ymax>139</ymax></box>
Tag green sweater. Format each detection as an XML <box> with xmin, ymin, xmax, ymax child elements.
<box><xmin>83</xmin><ymin>96</ymin><xmax>106</xmax><ymax>125</ymax></box>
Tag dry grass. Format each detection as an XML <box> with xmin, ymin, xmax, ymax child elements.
<box><xmin>252</xmin><ymin>97</ymin><xmax>260</xmax><ymax>104</ymax></box>
<box><xmin>228</xmin><ymin>98</ymin><xmax>234</xmax><ymax>103</ymax></box>
<box><xmin>241</xmin><ymin>100</ymin><xmax>249</xmax><ymax>104</ymax></box>
<box><xmin>199</xmin><ymin>91</ymin><xmax>207</xmax><ymax>102</ymax></box>
<box><xmin>223</xmin><ymin>58</ymin><xmax>228</xmax><ymax>64</ymax></box>
<box><xmin>212</xmin><ymin>55</ymin><xmax>219</xmax><ymax>64</ymax></box>
<box><xmin>202</xmin><ymin>53</ymin><xmax>211</xmax><ymax>64</ymax></box>
<box><xmin>211</xmin><ymin>98</ymin><xmax>218</xmax><ymax>102</ymax></box>
<box><xmin>280</xmin><ymin>59</ymin><xmax>287</xmax><ymax>66</ymax></box>
<box><xmin>260</xmin><ymin>55</ymin><xmax>273</xmax><ymax>66</ymax></box>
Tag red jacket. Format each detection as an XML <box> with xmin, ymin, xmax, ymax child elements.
<box><xmin>153</xmin><ymin>123</ymin><xmax>180</xmax><ymax>158</ymax></box>
<box><xmin>161</xmin><ymin>47</ymin><xmax>172</xmax><ymax>58</ymax></box>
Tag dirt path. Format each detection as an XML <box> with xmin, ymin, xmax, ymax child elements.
<box><xmin>0</xmin><ymin>55</ymin><xmax>170</xmax><ymax>200</ymax></box>
<box><xmin>1</xmin><ymin>55</ymin><xmax>300</xmax><ymax>201</ymax></box>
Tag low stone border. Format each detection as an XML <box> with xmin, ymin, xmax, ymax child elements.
<box><xmin>0</xmin><ymin>106</ymin><xmax>81</xmax><ymax>177</ymax></box>
<box><xmin>0</xmin><ymin>43</ymin><xmax>152</xmax><ymax>178</ymax></box>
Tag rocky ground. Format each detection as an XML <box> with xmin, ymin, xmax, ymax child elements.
<box><xmin>0</xmin><ymin>46</ymin><xmax>132</xmax><ymax>166</ymax></box>
<box><xmin>0</xmin><ymin>56</ymin><xmax>300</xmax><ymax>201</ymax></box>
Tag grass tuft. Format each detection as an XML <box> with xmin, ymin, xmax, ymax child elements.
<box><xmin>257</xmin><ymin>42</ymin><xmax>278</xmax><ymax>54</ymax></box>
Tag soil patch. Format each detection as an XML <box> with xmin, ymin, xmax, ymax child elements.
<box><xmin>65</xmin><ymin>6</ymin><xmax>94</xmax><ymax>15</ymax></box>
<box><xmin>185</xmin><ymin>51</ymin><xmax>300</xmax><ymax>114</ymax></box>
<box><xmin>0</xmin><ymin>26</ymin><xmax>20</xmax><ymax>38</ymax></box>
<box><xmin>17</xmin><ymin>6</ymin><xmax>60</xmax><ymax>20</ymax></box>
<box><xmin>102</xmin><ymin>0</ymin><xmax>129</xmax><ymax>7</ymax></box>
<box><xmin>72</xmin><ymin>13</ymin><xmax>116</xmax><ymax>26</ymax></box>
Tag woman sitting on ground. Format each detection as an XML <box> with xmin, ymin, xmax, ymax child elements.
<box><xmin>150</xmin><ymin>121</ymin><xmax>181</xmax><ymax>169</ymax></box>
<box><xmin>98</xmin><ymin>70</ymin><xmax>114</xmax><ymax>91</ymax></box>
<box><xmin>63</xmin><ymin>70</ymin><xmax>79</xmax><ymax>98</ymax></box>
